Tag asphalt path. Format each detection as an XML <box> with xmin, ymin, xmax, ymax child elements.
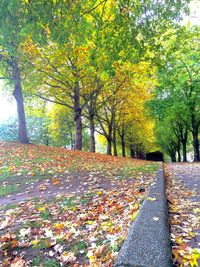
<box><xmin>168</xmin><ymin>163</ymin><xmax>200</xmax><ymax>248</ymax></box>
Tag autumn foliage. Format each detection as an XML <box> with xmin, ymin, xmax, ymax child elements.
<box><xmin>0</xmin><ymin>142</ymin><xmax>159</xmax><ymax>266</ymax></box>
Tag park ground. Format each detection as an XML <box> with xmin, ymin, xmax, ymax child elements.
<box><xmin>0</xmin><ymin>142</ymin><xmax>199</xmax><ymax>267</ymax></box>
<box><xmin>166</xmin><ymin>163</ymin><xmax>200</xmax><ymax>267</ymax></box>
<box><xmin>0</xmin><ymin>142</ymin><xmax>159</xmax><ymax>267</ymax></box>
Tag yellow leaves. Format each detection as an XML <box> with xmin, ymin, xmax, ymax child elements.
<box><xmin>0</xmin><ymin>143</ymin><xmax>159</xmax><ymax>266</ymax></box>
<box><xmin>10</xmin><ymin>256</ymin><xmax>25</xmax><ymax>267</ymax></box>
<box><xmin>20</xmin><ymin>37</ymin><xmax>39</xmax><ymax>56</ymax></box>
<box><xmin>135</xmin><ymin>32</ymin><xmax>143</xmax><ymax>42</ymax></box>
<box><xmin>194</xmin><ymin>208</ymin><xmax>200</xmax><ymax>213</ymax></box>
<box><xmin>173</xmin><ymin>247</ymin><xmax>200</xmax><ymax>267</ymax></box>
<box><xmin>31</xmin><ymin>239</ymin><xmax>40</xmax><ymax>245</ymax></box>
<box><xmin>85</xmin><ymin>14</ymin><xmax>94</xmax><ymax>23</ymax></box>
<box><xmin>147</xmin><ymin>197</ymin><xmax>156</xmax><ymax>201</ymax></box>
<box><xmin>129</xmin><ymin>203</ymin><xmax>139</xmax><ymax>212</ymax></box>
<box><xmin>8</xmin><ymin>165</ymin><xmax>14</xmax><ymax>171</ymax></box>
<box><xmin>189</xmin><ymin>231</ymin><xmax>196</xmax><ymax>238</ymax></box>
<box><xmin>59</xmin><ymin>251</ymin><xmax>76</xmax><ymax>264</ymax></box>
<box><xmin>45</xmin><ymin>238</ymin><xmax>56</xmax><ymax>248</ymax></box>
<box><xmin>87</xmin><ymin>220</ymin><xmax>97</xmax><ymax>225</ymax></box>
<box><xmin>145</xmin><ymin>49</ymin><xmax>155</xmax><ymax>59</ymax></box>
<box><xmin>87</xmin><ymin>250</ymin><xmax>97</xmax><ymax>264</ymax></box>
<box><xmin>129</xmin><ymin>210</ymin><xmax>138</xmax><ymax>221</ymax></box>
<box><xmin>175</xmin><ymin>237</ymin><xmax>183</xmax><ymax>244</ymax></box>
<box><xmin>54</xmin><ymin>222</ymin><xmax>65</xmax><ymax>231</ymax></box>
<box><xmin>94</xmin><ymin>244</ymin><xmax>107</xmax><ymax>257</ymax></box>
<box><xmin>37</xmin><ymin>206</ymin><xmax>46</xmax><ymax>212</ymax></box>
<box><xmin>87</xmin><ymin>244</ymin><xmax>107</xmax><ymax>266</ymax></box>
<box><xmin>189</xmin><ymin>257</ymin><xmax>199</xmax><ymax>267</ymax></box>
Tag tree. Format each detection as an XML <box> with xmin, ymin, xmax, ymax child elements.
<box><xmin>48</xmin><ymin>105</ymin><xmax>75</xmax><ymax>149</ymax></box>
<box><xmin>0</xmin><ymin>117</ymin><xmax>18</xmax><ymax>141</ymax></box>
<box><xmin>150</xmin><ymin>26</ymin><xmax>199</xmax><ymax>161</ymax></box>
<box><xmin>0</xmin><ymin>1</ymin><xmax>30</xmax><ymax>143</ymax></box>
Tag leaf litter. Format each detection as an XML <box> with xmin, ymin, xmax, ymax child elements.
<box><xmin>165</xmin><ymin>163</ymin><xmax>200</xmax><ymax>267</ymax></box>
<box><xmin>0</xmin><ymin>142</ymin><xmax>159</xmax><ymax>266</ymax></box>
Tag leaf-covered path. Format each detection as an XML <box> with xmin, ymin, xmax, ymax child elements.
<box><xmin>0</xmin><ymin>142</ymin><xmax>159</xmax><ymax>266</ymax></box>
<box><xmin>166</xmin><ymin>163</ymin><xmax>200</xmax><ymax>266</ymax></box>
<box><xmin>0</xmin><ymin>142</ymin><xmax>158</xmax><ymax>206</ymax></box>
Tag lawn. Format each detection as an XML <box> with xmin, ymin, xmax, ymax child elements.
<box><xmin>0</xmin><ymin>142</ymin><xmax>160</xmax><ymax>266</ymax></box>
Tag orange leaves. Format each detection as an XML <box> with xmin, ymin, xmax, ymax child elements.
<box><xmin>94</xmin><ymin>244</ymin><xmax>107</xmax><ymax>257</ymax></box>
<box><xmin>0</xmin><ymin>142</ymin><xmax>158</xmax><ymax>266</ymax></box>
<box><xmin>54</xmin><ymin>222</ymin><xmax>65</xmax><ymax>231</ymax></box>
<box><xmin>165</xmin><ymin>164</ymin><xmax>200</xmax><ymax>266</ymax></box>
<box><xmin>59</xmin><ymin>251</ymin><xmax>76</xmax><ymax>265</ymax></box>
<box><xmin>87</xmin><ymin>244</ymin><xmax>107</xmax><ymax>266</ymax></box>
<box><xmin>45</xmin><ymin>238</ymin><xmax>56</xmax><ymax>248</ymax></box>
<box><xmin>10</xmin><ymin>239</ymin><xmax>19</xmax><ymax>248</ymax></box>
<box><xmin>0</xmin><ymin>142</ymin><xmax>158</xmax><ymax>180</ymax></box>
<box><xmin>0</xmin><ymin>233</ymin><xmax>16</xmax><ymax>243</ymax></box>
<box><xmin>97</xmin><ymin>205</ymin><xmax>104</xmax><ymax>212</ymax></box>
<box><xmin>2</xmin><ymin>256</ymin><xmax>25</xmax><ymax>267</ymax></box>
<box><xmin>51</xmin><ymin>178</ymin><xmax>61</xmax><ymax>185</ymax></box>
<box><xmin>10</xmin><ymin>256</ymin><xmax>25</xmax><ymax>267</ymax></box>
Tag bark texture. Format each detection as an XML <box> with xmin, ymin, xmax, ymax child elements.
<box><xmin>12</xmin><ymin>61</ymin><xmax>29</xmax><ymax>144</ymax></box>
<box><xmin>74</xmin><ymin>86</ymin><xmax>82</xmax><ymax>150</ymax></box>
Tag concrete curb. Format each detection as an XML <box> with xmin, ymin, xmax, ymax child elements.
<box><xmin>114</xmin><ymin>168</ymin><xmax>173</xmax><ymax>267</ymax></box>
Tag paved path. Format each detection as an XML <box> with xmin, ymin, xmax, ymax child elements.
<box><xmin>115</xmin><ymin>169</ymin><xmax>173</xmax><ymax>267</ymax></box>
<box><xmin>168</xmin><ymin>163</ymin><xmax>200</xmax><ymax>248</ymax></box>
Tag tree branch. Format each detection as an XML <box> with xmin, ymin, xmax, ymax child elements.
<box><xmin>35</xmin><ymin>94</ymin><xmax>73</xmax><ymax>109</ymax></box>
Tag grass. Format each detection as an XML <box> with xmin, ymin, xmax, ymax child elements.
<box><xmin>0</xmin><ymin>203</ymin><xmax>18</xmax><ymax>211</ymax></box>
<box><xmin>0</xmin><ymin>184</ymin><xmax>18</xmax><ymax>197</ymax></box>
<box><xmin>0</xmin><ymin>142</ymin><xmax>160</xmax><ymax>266</ymax></box>
<box><xmin>116</xmin><ymin>163</ymin><xmax>159</xmax><ymax>179</ymax></box>
<box><xmin>32</xmin><ymin>257</ymin><xmax>58</xmax><ymax>267</ymax></box>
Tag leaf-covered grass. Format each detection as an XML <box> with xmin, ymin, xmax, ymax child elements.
<box><xmin>165</xmin><ymin>164</ymin><xmax>200</xmax><ymax>267</ymax></box>
<box><xmin>0</xmin><ymin>184</ymin><xmax>18</xmax><ymax>197</ymax></box>
<box><xmin>0</xmin><ymin>142</ymin><xmax>160</xmax><ymax>266</ymax></box>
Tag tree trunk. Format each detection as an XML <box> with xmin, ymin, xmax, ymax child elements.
<box><xmin>89</xmin><ymin>113</ymin><xmax>95</xmax><ymax>153</ymax></box>
<box><xmin>121</xmin><ymin>133</ymin><xmax>126</xmax><ymax>157</ymax></box>
<box><xmin>74</xmin><ymin>108</ymin><xmax>82</xmax><ymax>150</ymax></box>
<box><xmin>107</xmin><ymin>137</ymin><xmax>112</xmax><ymax>155</ymax></box>
<box><xmin>192</xmin><ymin>129</ymin><xmax>199</xmax><ymax>161</ymax></box>
<box><xmin>130</xmin><ymin>144</ymin><xmax>135</xmax><ymax>158</ymax></box>
<box><xmin>113</xmin><ymin>127</ymin><xmax>118</xmax><ymax>156</ymax></box>
<box><xmin>70</xmin><ymin>134</ymin><xmax>74</xmax><ymax>150</ymax></box>
<box><xmin>191</xmin><ymin>114</ymin><xmax>199</xmax><ymax>161</ymax></box>
<box><xmin>46</xmin><ymin>139</ymin><xmax>49</xmax><ymax>146</ymax></box>
<box><xmin>177</xmin><ymin>144</ymin><xmax>181</xmax><ymax>162</ymax></box>
<box><xmin>170</xmin><ymin>152</ymin><xmax>176</xmax><ymax>162</ymax></box>
<box><xmin>12</xmin><ymin>61</ymin><xmax>29</xmax><ymax>144</ymax></box>
<box><xmin>182</xmin><ymin>141</ymin><xmax>187</xmax><ymax>162</ymax></box>
<box><xmin>74</xmin><ymin>84</ymin><xmax>82</xmax><ymax>150</ymax></box>
<box><xmin>136</xmin><ymin>148</ymin><xmax>140</xmax><ymax>159</ymax></box>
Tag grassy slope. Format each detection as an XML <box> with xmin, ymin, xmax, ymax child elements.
<box><xmin>0</xmin><ymin>142</ymin><xmax>160</xmax><ymax>267</ymax></box>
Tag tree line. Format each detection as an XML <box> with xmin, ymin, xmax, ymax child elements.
<box><xmin>0</xmin><ymin>0</ymin><xmax>199</xmax><ymax>161</ymax></box>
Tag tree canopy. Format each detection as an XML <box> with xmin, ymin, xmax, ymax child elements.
<box><xmin>0</xmin><ymin>0</ymin><xmax>199</xmax><ymax>161</ymax></box>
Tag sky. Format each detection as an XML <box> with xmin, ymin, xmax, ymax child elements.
<box><xmin>0</xmin><ymin>79</ymin><xmax>17</xmax><ymax>122</ymax></box>
<box><xmin>0</xmin><ymin>1</ymin><xmax>199</xmax><ymax>123</ymax></box>
<box><xmin>0</xmin><ymin>89</ymin><xmax>17</xmax><ymax>123</ymax></box>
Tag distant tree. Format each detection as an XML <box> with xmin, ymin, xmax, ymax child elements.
<box><xmin>150</xmin><ymin>26</ymin><xmax>199</xmax><ymax>161</ymax></box>
<box><xmin>0</xmin><ymin>117</ymin><xmax>18</xmax><ymax>141</ymax></box>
